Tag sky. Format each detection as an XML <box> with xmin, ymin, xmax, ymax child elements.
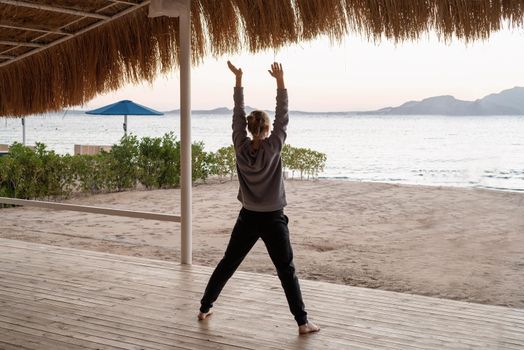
<box><xmin>84</xmin><ymin>27</ymin><xmax>524</xmax><ymax>112</ymax></box>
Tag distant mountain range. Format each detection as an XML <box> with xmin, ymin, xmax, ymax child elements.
<box><xmin>359</xmin><ymin>86</ymin><xmax>524</xmax><ymax>116</ymax></box>
<box><xmin>163</xmin><ymin>106</ymin><xmax>349</xmax><ymax>115</ymax></box>
<box><xmin>69</xmin><ymin>86</ymin><xmax>524</xmax><ymax>116</ymax></box>
<box><xmin>165</xmin><ymin>87</ymin><xmax>524</xmax><ymax>116</ymax></box>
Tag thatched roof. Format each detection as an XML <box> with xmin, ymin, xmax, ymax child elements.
<box><xmin>1</xmin><ymin>0</ymin><xmax>523</xmax><ymax>117</ymax></box>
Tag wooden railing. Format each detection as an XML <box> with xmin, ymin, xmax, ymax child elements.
<box><xmin>0</xmin><ymin>197</ymin><xmax>180</xmax><ymax>222</ymax></box>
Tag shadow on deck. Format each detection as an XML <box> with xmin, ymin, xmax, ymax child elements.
<box><xmin>0</xmin><ymin>238</ymin><xmax>522</xmax><ymax>350</ymax></box>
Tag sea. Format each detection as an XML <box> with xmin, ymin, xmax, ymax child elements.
<box><xmin>1</xmin><ymin>112</ymin><xmax>523</xmax><ymax>192</ymax></box>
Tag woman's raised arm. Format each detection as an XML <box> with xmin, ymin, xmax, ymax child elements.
<box><xmin>268</xmin><ymin>62</ymin><xmax>288</xmax><ymax>150</ymax></box>
<box><xmin>228</xmin><ymin>60</ymin><xmax>243</xmax><ymax>88</ymax></box>
<box><xmin>268</xmin><ymin>62</ymin><xmax>285</xmax><ymax>89</ymax></box>
<box><xmin>229</xmin><ymin>61</ymin><xmax>248</xmax><ymax>149</ymax></box>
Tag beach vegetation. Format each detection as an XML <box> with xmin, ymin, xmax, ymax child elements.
<box><xmin>0</xmin><ymin>143</ymin><xmax>73</xmax><ymax>201</ymax></box>
<box><xmin>137</xmin><ymin>133</ymin><xmax>180</xmax><ymax>189</ymax></box>
<box><xmin>0</xmin><ymin>134</ymin><xmax>211</xmax><ymax>201</ymax></box>
<box><xmin>192</xmin><ymin>141</ymin><xmax>213</xmax><ymax>183</ymax></box>
<box><xmin>107</xmin><ymin>134</ymin><xmax>140</xmax><ymax>191</ymax></box>
<box><xmin>0</xmin><ymin>136</ymin><xmax>327</xmax><ymax>203</ymax></box>
<box><xmin>69</xmin><ymin>154</ymin><xmax>107</xmax><ymax>194</ymax></box>
<box><xmin>282</xmin><ymin>144</ymin><xmax>327</xmax><ymax>179</ymax></box>
<box><xmin>211</xmin><ymin>145</ymin><xmax>236</xmax><ymax>180</ymax></box>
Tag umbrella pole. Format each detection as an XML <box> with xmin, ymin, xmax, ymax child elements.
<box><xmin>22</xmin><ymin>117</ymin><xmax>26</xmax><ymax>145</ymax></box>
<box><xmin>180</xmin><ymin>1</ymin><xmax>192</xmax><ymax>265</ymax></box>
<box><xmin>124</xmin><ymin>114</ymin><xmax>127</xmax><ymax>135</ymax></box>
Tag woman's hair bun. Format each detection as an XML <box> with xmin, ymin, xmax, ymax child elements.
<box><xmin>247</xmin><ymin>110</ymin><xmax>270</xmax><ymax>137</ymax></box>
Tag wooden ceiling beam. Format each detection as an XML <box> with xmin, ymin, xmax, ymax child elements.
<box><xmin>0</xmin><ymin>40</ymin><xmax>44</xmax><ymax>48</ymax></box>
<box><xmin>110</xmin><ymin>0</ymin><xmax>139</xmax><ymax>5</ymax></box>
<box><xmin>0</xmin><ymin>0</ymin><xmax>110</xmax><ymax>20</ymax></box>
<box><xmin>0</xmin><ymin>23</ymin><xmax>73</xmax><ymax>36</ymax></box>
<box><xmin>0</xmin><ymin>1</ymin><xmax>150</xmax><ymax>68</ymax></box>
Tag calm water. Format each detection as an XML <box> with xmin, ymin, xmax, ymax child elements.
<box><xmin>1</xmin><ymin>113</ymin><xmax>523</xmax><ymax>191</ymax></box>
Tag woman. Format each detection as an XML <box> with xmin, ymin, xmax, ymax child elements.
<box><xmin>198</xmin><ymin>61</ymin><xmax>320</xmax><ymax>335</ymax></box>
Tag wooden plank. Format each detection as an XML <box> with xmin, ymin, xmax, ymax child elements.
<box><xmin>74</xmin><ymin>144</ymin><xmax>112</xmax><ymax>155</ymax></box>
<box><xmin>0</xmin><ymin>294</ymin><xmax>341</xmax><ymax>350</ymax></box>
<box><xmin>0</xmin><ymin>266</ymin><xmax>520</xmax><ymax>344</ymax></box>
<box><xmin>0</xmin><ymin>238</ymin><xmax>518</xmax><ymax>318</ymax></box>
<box><xmin>1</xmin><ymin>238</ymin><xmax>523</xmax><ymax>350</ymax></box>
<box><xmin>0</xmin><ymin>274</ymin><xmax>516</xmax><ymax>348</ymax></box>
<box><xmin>0</xmin><ymin>293</ymin><xmax>363</xmax><ymax>350</ymax></box>
<box><xmin>0</xmin><ymin>303</ymin><xmax>268</xmax><ymax>350</ymax></box>
<box><xmin>0</xmin><ymin>320</ymin><xmax>127</xmax><ymax>350</ymax></box>
<box><xmin>1</xmin><ymin>251</ymin><xmax>521</xmax><ymax>328</ymax></box>
<box><xmin>0</xmin><ymin>279</ymin><xmax>429</xmax><ymax>350</ymax></box>
<box><xmin>0</xmin><ymin>262</ymin><xmax>519</xmax><ymax>341</ymax></box>
<box><xmin>2</xmin><ymin>258</ymin><xmax>520</xmax><ymax>344</ymax></box>
<box><xmin>0</xmin><ymin>197</ymin><xmax>181</xmax><ymax>222</ymax></box>
<box><xmin>0</xmin><ymin>287</ymin><xmax>514</xmax><ymax>350</ymax></box>
<box><xmin>0</xmin><ymin>339</ymin><xmax>33</xmax><ymax>350</ymax></box>
<box><xmin>0</xmin><ymin>329</ymin><xmax>88</xmax><ymax>350</ymax></box>
<box><xmin>0</xmin><ymin>312</ymin><xmax>234</xmax><ymax>350</ymax></box>
<box><xmin>0</xmin><ymin>300</ymin><xmax>418</xmax><ymax>350</ymax></box>
<box><xmin>1</xmin><ymin>266</ymin><xmax>521</xmax><ymax>340</ymax></box>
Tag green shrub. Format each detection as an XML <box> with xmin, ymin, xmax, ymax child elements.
<box><xmin>0</xmin><ymin>152</ymin><xmax>18</xmax><ymax>199</ymax></box>
<box><xmin>212</xmin><ymin>145</ymin><xmax>236</xmax><ymax>180</ymax></box>
<box><xmin>0</xmin><ymin>143</ymin><xmax>78</xmax><ymax>201</ymax></box>
<box><xmin>137</xmin><ymin>132</ymin><xmax>181</xmax><ymax>189</ymax></box>
<box><xmin>69</xmin><ymin>154</ymin><xmax>107</xmax><ymax>193</ymax></box>
<box><xmin>159</xmin><ymin>133</ymin><xmax>181</xmax><ymax>187</ymax></box>
<box><xmin>307</xmin><ymin>149</ymin><xmax>327</xmax><ymax>179</ymax></box>
<box><xmin>35</xmin><ymin>143</ymin><xmax>75</xmax><ymax>199</ymax></box>
<box><xmin>191</xmin><ymin>141</ymin><xmax>213</xmax><ymax>182</ymax></box>
<box><xmin>2</xmin><ymin>143</ymin><xmax>41</xmax><ymax>199</ymax></box>
<box><xmin>107</xmin><ymin>135</ymin><xmax>139</xmax><ymax>191</ymax></box>
<box><xmin>282</xmin><ymin>144</ymin><xmax>326</xmax><ymax>179</ymax></box>
<box><xmin>137</xmin><ymin>135</ymin><xmax>165</xmax><ymax>189</ymax></box>
<box><xmin>208</xmin><ymin>143</ymin><xmax>326</xmax><ymax>180</ymax></box>
<box><xmin>281</xmin><ymin>144</ymin><xmax>296</xmax><ymax>178</ymax></box>
<box><xmin>0</xmin><ymin>136</ymin><xmax>327</xmax><ymax>204</ymax></box>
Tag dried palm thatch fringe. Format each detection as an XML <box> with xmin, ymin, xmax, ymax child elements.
<box><xmin>0</xmin><ymin>0</ymin><xmax>523</xmax><ymax>117</ymax></box>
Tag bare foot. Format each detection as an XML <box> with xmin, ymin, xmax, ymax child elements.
<box><xmin>197</xmin><ymin>311</ymin><xmax>213</xmax><ymax>320</ymax></box>
<box><xmin>299</xmin><ymin>321</ymin><xmax>320</xmax><ymax>334</ymax></box>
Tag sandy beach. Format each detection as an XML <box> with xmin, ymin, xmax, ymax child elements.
<box><xmin>1</xmin><ymin>179</ymin><xmax>523</xmax><ymax>309</ymax></box>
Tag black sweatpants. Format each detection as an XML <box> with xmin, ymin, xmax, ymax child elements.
<box><xmin>200</xmin><ymin>207</ymin><xmax>308</xmax><ymax>326</ymax></box>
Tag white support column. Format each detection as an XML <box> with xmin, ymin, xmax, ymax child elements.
<box><xmin>22</xmin><ymin>117</ymin><xmax>26</xmax><ymax>145</ymax></box>
<box><xmin>179</xmin><ymin>1</ymin><xmax>192</xmax><ymax>265</ymax></box>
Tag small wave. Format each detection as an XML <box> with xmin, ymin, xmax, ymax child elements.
<box><xmin>318</xmin><ymin>176</ymin><xmax>351</xmax><ymax>180</ymax></box>
<box><xmin>474</xmin><ymin>185</ymin><xmax>524</xmax><ymax>192</ymax></box>
<box><xmin>316</xmin><ymin>175</ymin><xmax>524</xmax><ymax>192</ymax></box>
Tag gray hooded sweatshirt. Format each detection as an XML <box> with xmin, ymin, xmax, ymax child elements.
<box><xmin>232</xmin><ymin>87</ymin><xmax>289</xmax><ymax>212</ymax></box>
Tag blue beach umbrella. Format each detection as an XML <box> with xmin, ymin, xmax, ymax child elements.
<box><xmin>85</xmin><ymin>100</ymin><xmax>163</xmax><ymax>135</ymax></box>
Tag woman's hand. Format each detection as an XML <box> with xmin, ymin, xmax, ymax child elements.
<box><xmin>268</xmin><ymin>62</ymin><xmax>285</xmax><ymax>89</ymax></box>
<box><xmin>227</xmin><ymin>60</ymin><xmax>242</xmax><ymax>87</ymax></box>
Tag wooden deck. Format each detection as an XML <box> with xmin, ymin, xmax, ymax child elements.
<box><xmin>0</xmin><ymin>238</ymin><xmax>522</xmax><ymax>350</ymax></box>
